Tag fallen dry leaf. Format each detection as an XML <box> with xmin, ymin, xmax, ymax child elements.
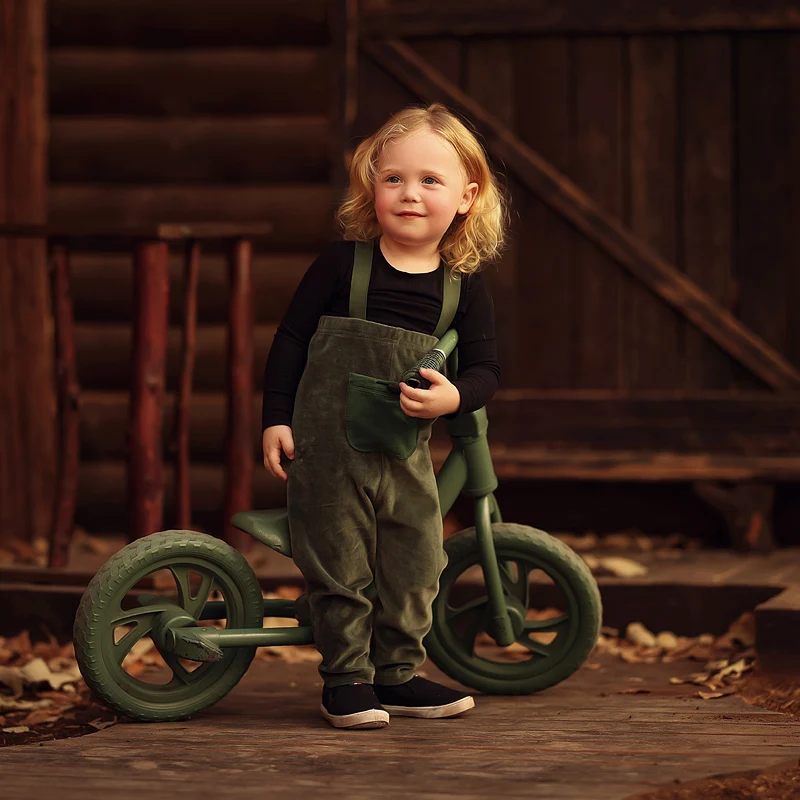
<box><xmin>2</xmin><ymin>726</ymin><xmax>31</xmax><ymax>734</ymax></box>
<box><xmin>0</xmin><ymin>697</ymin><xmax>53</xmax><ymax>712</ymax></box>
<box><xmin>21</xmin><ymin>708</ymin><xmax>64</xmax><ymax>726</ymax></box>
<box><xmin>600</xmin><ymin>556</ymin><xmax>648</xmax><ymax>578</ymax></box>
<box><xmin>88</xmin><ymin>717</ymin><xmax>117</xmax><ymax>731</ymax></box>
<box><xmin>627</xmin><ymin>622</ymin><xmax>657</xmax><ymax>648</ymax></box>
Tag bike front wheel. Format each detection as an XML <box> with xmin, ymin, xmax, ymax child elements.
<box><xmin>424</xmin><ymin>523</ymin><xmax>601</xmax><ymax>694</ymax></box>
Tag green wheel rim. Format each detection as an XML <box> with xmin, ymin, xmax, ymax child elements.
<box><xmin>425</xmin><ymin>524</ymin><xmax>601</xmax><ymax>694</ymax></box>
<box><xmin>74</xmin><ymin>531</ymin><xmax>264</xmax><ymax>721</ymax></box>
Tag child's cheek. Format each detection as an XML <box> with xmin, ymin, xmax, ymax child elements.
<box><xmin>373</xmin><ymin>191</ymin><xmax>394</xmax><ymax>224</ymax></box>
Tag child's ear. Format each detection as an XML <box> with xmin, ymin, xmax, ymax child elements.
<box><xmin>458</xmin><ymin>182</ymin><xmax>479</xmax><ymax>214</ymax></box>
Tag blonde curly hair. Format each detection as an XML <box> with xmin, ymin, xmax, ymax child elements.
<box><xmin>336</xmin><ymin>103</ymin><xmax>508</xmax><ymax>275</ymax></box>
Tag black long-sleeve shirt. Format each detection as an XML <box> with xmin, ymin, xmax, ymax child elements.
<box><xmin>261</xmin><ymin>240</ymin><xmax>500</xmax><ymax>430</ymax></box>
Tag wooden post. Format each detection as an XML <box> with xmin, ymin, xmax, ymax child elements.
<box><xmin>128</xmin><ymin>240</ymin><xmax>170</xmax><ymax>540</ymax></box>
<box><xmin>330</xmin><ymin>0</ymin><xmax>359</xmax><ymax>200</ymax></box>
<box><xmin>174</xmin><ymin>239</ymin><xmax>200</xmax><ymax>530</ymax></box>
<box><xmin>47</xmin><ymin>244</ymin><xmax>80</xmax><ymax>567</ymax></box>
<box><xmin>0</xmin><ymin>0</ymin><xmax>56</xmax><ymax>550</ymax></box>
<box><xmin>224</xmin><ymin>238</ymin><xmax>254</xmax><ymax>550</ymax></box>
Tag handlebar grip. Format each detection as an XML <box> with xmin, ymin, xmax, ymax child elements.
<box><xmin>399</xmin><ymin>329</ymin><xmax>459</xmax><ymax>390</ymax></box>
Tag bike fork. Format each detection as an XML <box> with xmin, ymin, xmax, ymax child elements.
<box><xmin>474</xmin><ymin>494</ymin><xmax>516</xmax><ymax>646</ymax></box>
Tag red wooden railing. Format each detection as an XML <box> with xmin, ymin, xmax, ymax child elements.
<box><xmin>0</xmin><ymin>222</ymin><xmax>271</xmax><ymax>566</ymax></box>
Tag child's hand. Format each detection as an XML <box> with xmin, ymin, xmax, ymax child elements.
<box><xmin>399</xmin><ymin>368</ymin><xmax>461</xmax><ymax>419</ymax></box>
<box><xmin>262</xmin><ymin>425</ymin><xmax>295</xmax><ymax>481</ymax></box>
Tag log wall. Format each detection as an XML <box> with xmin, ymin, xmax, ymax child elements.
<box><xmin>42</xmin><ymin>1</ymin><xmax>800</xmax><ymax>541</ymax></box>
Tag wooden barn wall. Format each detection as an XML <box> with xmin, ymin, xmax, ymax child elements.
<box><xmin>354</xmin><ymin>32</ymin><xmax>800</xmax><ymax>393</ymax></box>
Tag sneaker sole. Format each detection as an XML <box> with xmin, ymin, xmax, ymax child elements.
<box><xmin>381</xmin><ymin>695</ymin><xmax>475</xmax><ymax>719</ymax></box>
<box><xmin>320</xmin><ymin>705</ymin><xmax>390</xmax><ymax>729</ymax></box>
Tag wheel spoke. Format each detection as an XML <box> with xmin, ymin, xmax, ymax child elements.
<box><xmin>112</xmin><ymin>617</ymin><xmax>155</xmax><ymax>664</ymax></box>
<box><xmin>170</xmin><ymin>566</ymin><xmax>215</xmax><ymax>619</ymax></box>
<box><xmin>445</xmin><ymin>595</ymin><xmax>488</xmax><ymax>626</ymax></box>
<box><xmin>162</xmin><ymin>652</ymin><xmax>203</xmax><ymax>686</ymax></box>
<box><xmin>524</xmin><ymin>613</ymin><xmax>570</xmax><ymax>634</ymax></box>
<box><xmin>517</xmin><ymin>635</ymin><xmax>553</xmax><ymax>657</ymax></box>
<box><xmin>111</xmin><ymin>603</ymin><xmax>175</xmax><ymax>628</ymax></box>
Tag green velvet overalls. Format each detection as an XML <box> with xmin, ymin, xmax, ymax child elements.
<box><xmin>287</xmin><ymin>241</ymin><xmax>461</xmax><ymax>688</ymax></box>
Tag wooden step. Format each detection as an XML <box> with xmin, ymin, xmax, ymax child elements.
<box><xmin>69</xmin><ymin>251</ymin><xmax>312</xmax><ymax>324</ymax></box>
<box><xmin>50</xmin><ymin>0</ymin><xmax>329</xmax><ymax>48</ymax></box>
<box><xmin>76</xmin><ymin>460</ymin><xmax>288</xmax><ymax>534</ymax></box>
<box><xmin>755</xmin><ymin>584</ymin><xmax>800</xmax><ymax>676</ymax></box>
<box><xmin>74</xmin><ymin>324</ymin><xmax>277</xmax><ymax>392</ymax></box>
<box><xmin>51</xmin><ymin>116</ymin><xmax>330</xmax><ymax>183</ymax></box>
<box><xmin>50</xmin><ymin>48</ymin><xmax>330</xmax><ymax>116</ymax></box>
<box><xmin>49</xmin><ymin>184</ymin><xmax>335</xmax><ymax>250</ymax></box>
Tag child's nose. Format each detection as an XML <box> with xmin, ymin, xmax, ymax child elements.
<box><xmin>401</xmin><ymin>184</ymin><xmax>422</xmax><ymax>202</ymax></box>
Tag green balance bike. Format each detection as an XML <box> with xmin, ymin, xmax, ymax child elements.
<box><xmin>74</xmin><ymin>331</ymin><xmax>602</xmax><ymax>721</ymax></box>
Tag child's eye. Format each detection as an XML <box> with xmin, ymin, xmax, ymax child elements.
<box><xmin>386</xmin><ymin>176</ymin><xmax>401</xmax><ymax>183</ymax></box>
<box><xmin>422</xmin><ymin>176</ymin><xmax>438</xmax><ymax>185</ymax></box>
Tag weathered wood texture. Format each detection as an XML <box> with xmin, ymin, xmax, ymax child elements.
<box><xmin>47</xmin><ymin>245</ymin><xmax>80</xmax><ymax>567</ymax></box>
<box><xmin>364</xmin><ymin>37</ymin><xmax>800</xmax><ymax>392</ymax></box>
<box><xmin>49</xmin><ymin>0</ymin><xmax>329</xmax><ymax>47</ymax></box>
<box><xmin>1</xmin><ymin>656</ymin><xmax>799</xmax><ymax>799</ymax></box>
<box><xmin>223</xmin><ymin>240</ymin><xmax>255</xmax><ymax>550</ymax></box>
<box><xmin>330</xmin><ymin>0</ymin><xmax>359</xmax><ymax>198</ymax></box>
<box><xmin>362</xmin><ymin>1</ymin><xmax>800</xmax><ymax>36</ymax></box>
<box><xmin>173</xmin><ymin>241</ymin><xmax>199</xmax><ymax>530</ymax></box>
<box><xmin>49</xmin><ymin>49</ymin><xmax>330</xmax><ymax>116</ymax></box>
<box><xmin>127</xmin><ymin>241</ymin><xmax>170</xmax><ymax>540</ymax></box>
<box><xmin>79</xmin><ymin>392</ymin><xmax>800</xmax><ymax>463</ymax></box>
<box><xmin>0</xmin><ymin>0</ymin><xmax>57</xmax><ymax>547</ymax></box>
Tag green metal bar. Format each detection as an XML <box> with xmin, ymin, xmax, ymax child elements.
<box><xmin>183</xmin><ymin>626</ymin><xmax>315</xmax><ymax>648</ymax></box>
<box><xmin>436</xmin><ymin>448</ymin><xmax>467</xmax><ymax>518</ymax></box>
<box><xmin>489</xmin><ymin>492</ymin><xmax>503</xmax><ymax>523</ymax></box>
<box><xmin>198</xmin><ymin>598</ymin><xmax>297</xmax><ymax>621</ymax></box>
<box><xmin>474</xmin><ymin>494</ymin><xmax>515</xmax><ymax>646</ymax></box>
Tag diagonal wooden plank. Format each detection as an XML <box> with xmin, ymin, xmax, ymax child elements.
<box><xmin>362</xmin><ymin>38</ymin><xmax>800</xmax><ymax>391</ymax></box>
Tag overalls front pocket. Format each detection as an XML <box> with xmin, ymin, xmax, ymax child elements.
<box><xmin>345</xmin><ymin>372</ymin><xmax>420</xmax><ymax>459</ymax></box>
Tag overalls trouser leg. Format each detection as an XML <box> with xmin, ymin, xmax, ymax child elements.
<box><xmin>286</xmin><ymin>242</ymin><xmax>459</xmax><ymax>688</ymax></box>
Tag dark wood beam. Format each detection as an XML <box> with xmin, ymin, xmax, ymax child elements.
<box><xmin>330</xmin><ymin>0</ymin><xmax>359</xmax><ymax>197</ymax></box>
<box><xmin>0</xmin><ymin>222</ymin><xmax>273</xmax><ymax>240</ymax></box>
<box><xmin>363</xmin><ymin>39</ymin><xmax>800</xmax><ymax>391</ymax></box>
<box><xmin>361</xmin><ymin>1</ymin><xmax>800</xmax><ymax>36</ymax></box>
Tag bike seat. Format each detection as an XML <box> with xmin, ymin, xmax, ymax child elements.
<box><xmin>229</xmin><ymin>509</ymin><xmax>292</xmax><ymax>558</ymax></box>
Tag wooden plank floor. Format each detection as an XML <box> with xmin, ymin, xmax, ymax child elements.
<box><xmin>2</xmin><ymin>653</ymin><xmax>798</xmax><ymax>800</ymax></box>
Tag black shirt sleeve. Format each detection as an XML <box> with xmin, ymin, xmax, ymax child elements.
<box><xmin>449</xmin><ymin>271</ymin><xmax>500</xmax><ymax>416</ymax></box>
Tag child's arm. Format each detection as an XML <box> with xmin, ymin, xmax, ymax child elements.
<box><xmin>398</xmin><ymin>273</ymin><xmax>499</xmax><ymax>420</ymax></box>
<box><xmin>445</xmin><ymin>271</ymin><xmax>500</xmax><ymax>416</ymax></box>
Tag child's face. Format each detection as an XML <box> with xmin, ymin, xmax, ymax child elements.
<box><xmin>373</xmin><ymin>129</ymin><xmax>478</xmax><ymax>250</ymax></box>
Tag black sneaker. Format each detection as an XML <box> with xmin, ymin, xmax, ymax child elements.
<box><xmin>373</xmin><ymin>675</ymin><xmax>475</xmax><ymax>718</ymax></box>
<box><xmin>320</xmin><ymin>683</ymin><xmax>390</xmax><ymax>729</ymax></box>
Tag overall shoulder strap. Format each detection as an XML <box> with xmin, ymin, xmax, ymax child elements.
<box><xmin>348</xmin><ymin>240</ymin><xmax>373</xmax><ymax>319</ymax></box>
<box><xmin>432</xmin><ymin>269</ymin><xmax>462</xmax><ymax>339</ymax></box>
